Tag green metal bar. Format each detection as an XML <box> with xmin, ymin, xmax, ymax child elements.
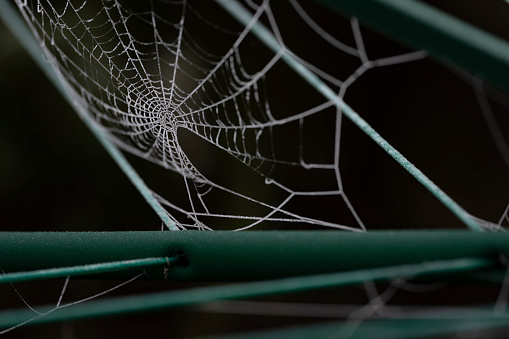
<box><xmin>0</xmin><ymin>257</ymin><xmax>493</xmax><ymax>329</ymax></box>
<box><xmin>0</xmin><ymin>257</ymin><xmax>178</xmax><ymax>284</ymax></box>
<box><xmin>197</xmin><ymin>315</ymin><xmax>509</xmax><ymax>339</ymax></box>
<box><xmin>313</xmin><ymin>0</ymin><xmax>509</xmax><ymax>91</ymax></box>
<box><xmin>0</xmin><ymin>0</ymin><xmax>178</xmax><ymax>231</ymax></box>
<box><xmin>215</xmin><ymin>0</ymin><xmax>482</xmax><ymax>231</ymax></box>
<box><xmin>0</xmin><ymin>231</ymin><xmax>506</xmax><ymax>281</ymax></box>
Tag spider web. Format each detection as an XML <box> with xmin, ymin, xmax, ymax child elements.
<box><xmin>3</xmin><ymin>0</ymin><xmax>509</xmax><ymax>337</ymax></box>
<box><xmin>13</xmin><ymin>0</ymin><xmax>463</xmax><ymax>232</ymax></box>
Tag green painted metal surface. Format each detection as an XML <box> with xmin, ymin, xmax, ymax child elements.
<box><xmin>0</xmin><ymin>257</ymin><xmax>179</xmax><ymax>284</ymax></box>
<box><xmin>0</xmin><ymin>231</ymin><xmax>506</xmax><ymax>281</ymax></box>
<box><xmin>196</xmin><ymin>316</ymin><xmax>509</xmax><ymax>339</ymax></box>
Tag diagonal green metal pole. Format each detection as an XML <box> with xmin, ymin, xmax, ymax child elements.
<box><xmin>214</xmin><ymin>0</ymin><xmax>483</xmax><ymax>232</ymax></box>
<box><xmin>0</xmin><ymin>0</ymin><xmax>178</xmax><ymax>231</ymax></box>
<box><xmin>313</xmin><ymin>0</ymin><xmax>509</xmax><ymax>91</ymax></box>
<box><xmin>0</xmin><ymin>257</ymin><xmax>179</xmax><ymax>284</ymax></box>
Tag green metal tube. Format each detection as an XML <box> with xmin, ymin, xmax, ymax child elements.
<box><xmin>197</xmin><ymin>315</ymin><xmax>509</xmax><ymax>339</ymax></box>
<box><xmin>0</xmin><ymin>257</ymin><xmax>179</xmax><ymax>284</ymax></box>
<box><xmin>0</xmin><ymin>231</ymin><xmax>507</xmax><ymax>281</ymax></box>
<box><xmin>313</xmin><ymin>0</ymin><xmax>509</xmax><ymax>91</ymax></box>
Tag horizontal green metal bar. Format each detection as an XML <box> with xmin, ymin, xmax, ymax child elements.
<box><xmin>0</xmin><ymin>257</ymin><xmax>492</xmax><ymax>329</ymax></box>
<box><xmin>198</xmin><ymin>314</ymin><xmax>509</xmax><ymax>339</ymax></box>
<box><xmin>314</xmin><ymin>0</ymin><xmax>509</xmax><ymax>90</ymax></box>
<box><xmin>0</xmin><ymin>231</ymin><xmax>507</xmax><ymax>281</ymax></box>
<box><xmin>0</xmin><ymin>257</ymin><xmax>179</xmax><ymax>284</ymax></box>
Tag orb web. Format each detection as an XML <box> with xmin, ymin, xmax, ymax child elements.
<box><xmin>2</xmin><ymin>0</ymin><xmax>509</xmax><ymax>336</ymax></box>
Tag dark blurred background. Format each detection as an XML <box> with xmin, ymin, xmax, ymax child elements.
<box><xmin>1</xmin><ymin>0</ymin><xmax>509</xmax><ymax>338</ymax></box>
